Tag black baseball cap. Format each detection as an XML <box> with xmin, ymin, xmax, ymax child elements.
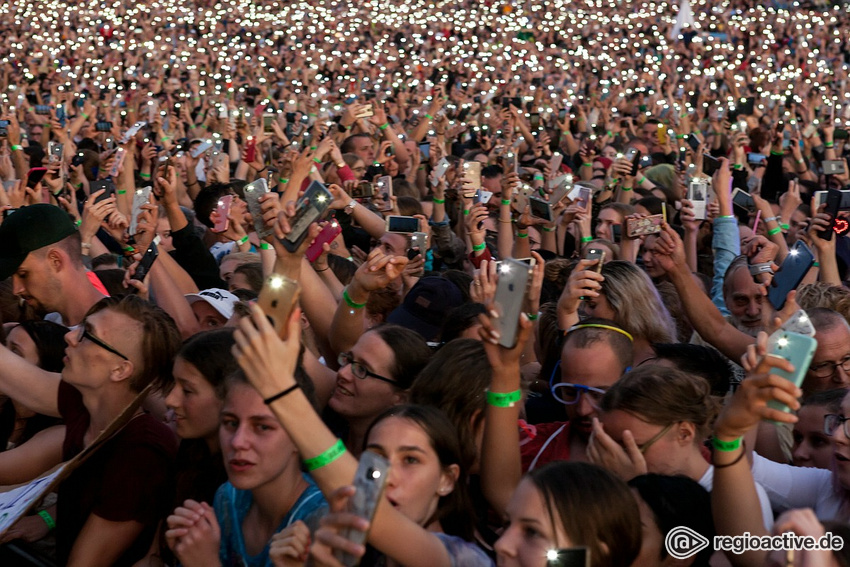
<box><xmin>0</xmin><ymin>204</ymin><xmax>78</xmax><ymax>279</ymax></box>
<box><xmin>387</xmin><ymin>276</ymin><xmax>465</xmax><ymax>341</ymax></box>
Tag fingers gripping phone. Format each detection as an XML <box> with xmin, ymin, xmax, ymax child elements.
<box><xmin>766</xmin><ymin>329</ymin><xmax>817</xmax><ymax>414</ymax></box>
<box><xmin>129</xmin><ymin>186</ymin><xmax>153</xmax><ymax>236</ymax></box>
<box><xmin>282</xmin><ymin>181</ymin><xmax>333</xmax><ymax>253</ymax></box>
<box><xmin>306</xmin><ymin>220</ymin><xmax>343</xmax><ymax>263</ymax></box>
<box><xmin>244</xmin><ymin>178</ymin><xmax>274</xmax><ymax>239</ymax></box>
<box><xmin>213</xmin><ymin>195</ymin><xmax>233</xmax><ymax>233</ymax></box>
<box><xmin>131</xmin><ymin>241</ymin><xmax>159</xmax><ymax>282</ymax></box>
<box><xmin>767</xmin><ymin>241</ymin><xmax>815</xmax><ymax>310</ymax></box>
<box><xmin>584</xmin><ymin>248</ymin><xmax>606</xmax><ymax>273</ymax></box>
<box><xmin>334</xmin><ymin>451</ymin><xmax>391</xmax><ymax>567</ymax></box>
<box><xmin>494</xmin><ymin>258</ymin><xmax>533</xmax><ymax>348</ymax></box>
<box><xmin>257</xmin><ymin>274</ymin><xmax>301</xmax><ymax>340</ymax></box>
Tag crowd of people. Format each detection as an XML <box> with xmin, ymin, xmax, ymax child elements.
<box><xmin>2</xmin><ymin>0</ymin><xmax>850</xmax><ymax>565</ymax></box>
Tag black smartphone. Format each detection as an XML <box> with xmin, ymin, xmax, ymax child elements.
<box><xmin>702</xmin><ymin>154</ymin><xmax>721</xmax><ymax>176</ymax></box>
<box><xmin>95</xmin><ymin>121</ymin><xmax>113</xmax><ymax>132</ymax></box>
<box><xmin>820</xmin><ymin>188</ymin><xmax>842</xmax><ymax>241</ymax></box>
<box><xmin>71</xmin><ymin>152</ymin><xmax>86</xmax><ymax>167</ymax></box>
<box><xmin>91</xmin><ymin>179</ymin><xmax>117</xmax><ymax>204</ymax></box>
<box><xmin>34</xmin><ymin>105</ymin><xmax>51</xmax><ymax>115</ymax></box>
<box><xmin>131</xmin><ymin>241</ymin><xmax>159</xmax><ymax>281</ymax></box>
<box><xmin>386</xmin><ymin>215</ymin><xmax>420</xmax><ymax>233</ymax></box>
<box><xmin>419</xmin><ymin>142</ymin><xmax>430</xmax><ymax>159</ymax></box>
<box><xmin>731</xmin><ymin>188</ymin><xmax>755</xmax><ymax>213</ymax></box>
<box><xmin>528</xmin><ymin>195</ymin><xmax>554</xmax><ymax>222</ymax></box>
<box><xmin>0</xmin><ymin>120</ymin><xmax>9</xmax><ymax>137</ymax></box>
<box><xmin>25</xmin><ymin>167</ymin><xmax>48</xmax><ymax>189</ymax></box>
<box><xmin>611</xmin><ymin>224</ymin><xmax>622</xmax><ymax>243</ymax></box>
<box><xmin>281</xmin><ymin>181</ymin><xmax>333</xmax><ymax>253</ymax></box>
<box><xmin>834</xmin><ymin>129</ymin><xmax>849</xmax><ymax>140</ymax></box>
<box><xmin>686</xmin><ymin>134</ymin><xmax>701</xmax><ymax>152</ymax></box>
<box><xmin>767</xmin><ymin>241</ymin><xmax>815</xmax><ymax>310</ymax></box>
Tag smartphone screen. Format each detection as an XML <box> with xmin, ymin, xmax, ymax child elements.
<box><xmin>687</xmin><ymin>180</ymin><xmax>708</xmax><ymax>220</ymax></box>
<box><xmin>731</xmin><ymin>188</ymin><xmax>755</xmax><ymax>213</ymax></box>
<box><xmin>385</xmin><ymin>215</ymin><xmax>418</xmax><ymax>234</ymax></box>
<box><xmin>528</xmin><ymin>196</ymin><xmax>554</xmax><ymax>222</ymax></box>
<box><xmin>25</xmin><ymin>167</ymin><xmax>48</xmax><ymax>189</ymax></box>
<box><xmin>767</xmin><ymin>241</ymin><xmax>815</xmax><ymax>310</ymax></box>
<box><xmin>282</xmin><ymin>181</ymin><xmax>333</xmax><ymax>252</ymax></box>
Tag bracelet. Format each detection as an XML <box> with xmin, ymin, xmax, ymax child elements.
<box><xmin>161</xmin><ymin>136</ymin><xmax>170</xmax><ymax>142</ymax></box>
<box><xmin>313</xmin><ymin>157</ymin><xmax>322</xmax><ymax>164</ymax></box>
<box><xmin>768</xmin><ymin>226</ymin><xmax>782</xmax><ymax>236</ymax></box>
<box><xmin>117</xmin><ymin>190</ymin><xmax>127</xmax><ymax>195</ymax></box>
<box><xmin>780</xmin><ymin>223</ymin><xmax>789</xmax><ymax>231</ymax></box>
<box><xmin>713</xmin><ymin>440</ymin><xmax>747</xmax><ymax>469</ymax></box>
<box><xmin>526</xmin><ymin>313</ymin><xmax>539</xmax><ymax>321</ymax></box>
<box><xmin>813</xmin><ymin>261</ymin><xmax>820</xmax><ymax>267</ymax></box>
<box><xmin>501</xmin><ymin>199</ymin><xmax>511</xmax><ymax>205</ymax></box>
<box><xmin>75</xmin><ymin>219</ymin><xmax>82</xmax><ymax>227</ymax></box>
<box><xmin>637</xmin><ymin>176</ymin><xmax>647</xmax><ymax>185</ymax></box>
<box><xmin>581</xmin><ymin>236</ymin><xmax>593</xmax><ymax>243</ymax></box>
<box><xmin>139</xmin><ymin>172</ymin><xmax>151</xmax><ymax>179</ymax></box>
<box><xmin>342</xmin><ymin>287</ymin><xmax>367</xmax><ymax>309</ymax></box>
<box><xmin>712</xmin><ymin>436</ymin><xmax>742</xmax><ymax>452</ymax></box>
<box><xmin>541</xmin><ymin>226</ymin><xmax>555</xmax><ymax>232</ymax></box>
<box><xmin>10</xmin><ymin>144</ymin><xmax>22</xmax><ymax>151</ymax></box>
<box><xmin>425</xmin><ymin>114</ymin><xmax>433</xmax><ymax>120</ymax></box>
<box><xmin>581</xmin><ymin>162</ymin><xmax>592</xmax><ymax>168</ymax></box>
<box><xmin>606</xmin><ymin>131</ymin><xmax>613</xmax><ymax>138</ymax></box>
<box><xmin>264</xmin><ymin>384</ymin><xmax>300</xmax><ymax>405</ymax></box>
<box><xmin>718</xmin><ymin>215</ymin><xmax>734</xmax><ymax>219</ymax></box>
<box><xmin>516</xmin><ymin>232</ymin><xmax>529</xmax><ymax>238</ymax></box>
<box><xmin>238</xmin><ymin>235</ymin><xmax>249</xmax><ymax>245</ymax></box>
<box><xmin>379</xmin><ymin>123</ymin><xmax>390</xmax><ymax>130</ymax></box>
<box><xmin>675</xmin><ymin>134</ymin><xmax>685</xmax><ymax>139</ymax></box>
<box><xmin>825</xmin><ymin>142</ymin><xmax>834</xmax><ymax>148</ymax></box>
<box><xmin>81</xmin><ymin>242</ymin><xmax>92</xmax><ymax>250</ymax></box>
<box><xmin>279</xmin><ymin>178</ymin><xmax>289</xmax><ymax>184</ymax></box>
<box><xmin>621</xmin><ymin>187</ymin><xmax>632</xmax><ymax>191</ymax></box>
<box><xmin>770</xmin><ymin>150</ymin><xmax>784</xmax><ymax>156</ymax></box>
<box><xmin>81</xmin><ymin>113</ymin><xmax>89</xmax><ymax>120</ymax></box>
<box><xmin>764</xmin><ymin>216</ymin><xmax>778</xmax><ymax>223</ymax></box>
<box><xmin>310</xmin><ymin>146</ymin><xmax>317</xmax><ymax>151</ymax></box>
<box><xmin>473</xmin><ymin>242</ymin><xmax>486</xmax><ymax>251</ymax></box>
<box><xmin>732</xmin><ymin>163</ymin><xmax>744</xmax><ymax>170</ymax></box>
<box><xmin>315</xmin><ymin>266</ymin><xmax>330</xmax><ymax>272</ymax></box>
<box><xmin>303</xmin><ymin>439</ymin><xmax>347</xmax><ymax>471</ymax></box>
<box><xmin>486</xmin><ymin>389</ymin><xmax>522</xmax><ymax>408</ymax></box>
<box><xmin>38</xmin><ymin>510</ymin><xmax>56</xmax><ymax>531</ymax></box>
<box><xmin>260</xmin><ymin>242</ymin><xmax>272</xmax><ymax>250</ymax></box>
<box><xmin>796</xmin><ymin>158</ymin><xmax>805</xmax><ymax>164</ymax></box>
<box><xmin>533</xmin><ymin>174</ymin><xmax>544</xmax><ymax>181</ymax></box>
<box><xmin>433</xmin><ymin>197</ymin><xmax>446</xmax><ymax>204</ymax></box>
<box><xmin>463</xmin><ymin>209</ymin><xmax>470</xmax><ymax>216</ymax></box>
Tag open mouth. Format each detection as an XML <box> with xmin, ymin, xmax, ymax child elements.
<box><xmin>229</xmin><ymin>459</ymin><xmax>255</xmax><ymax>471</ymax></box>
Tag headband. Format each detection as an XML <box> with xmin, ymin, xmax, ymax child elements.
<box><xmin>566</xmin><ymin>323</ymin><xmax>634</xmax><ymax>343</ymax></box>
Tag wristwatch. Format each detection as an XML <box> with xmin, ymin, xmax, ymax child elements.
<box><xmin>344</xmin><ymin>200</ymin><xmax>357</xmax><ymax>215</ymax></box>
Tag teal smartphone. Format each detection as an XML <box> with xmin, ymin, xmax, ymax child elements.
<box><xmin>766</xmin><ymin>330</ymin><xmax>818</xmax><ymax>413</ymax></box>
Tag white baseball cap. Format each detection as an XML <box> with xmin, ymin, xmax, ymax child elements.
<box><xmin>185</xmin><ymin>288</ymin><xmax>240</xmax><ymax>320</ymax></box>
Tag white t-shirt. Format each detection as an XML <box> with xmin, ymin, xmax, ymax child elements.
<box><xmin>751</xmin><ymin>453</ymin><xmax>845</xmax><ymax>521</ymax></box>
<box><xmin>700</xmin><ymin>465</ymin><xmax>775</xmax><ymax>530</ymax></box>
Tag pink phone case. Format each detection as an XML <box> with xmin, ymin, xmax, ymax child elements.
<box><xmin>213</xmin><ymin>195</ymin><xmax>233</xmax><ymax>233</ymax></box>
<box><xmin>306</xmin><ymin>221</ymin><xmax>342</xmax><ymax>263</ymax></box>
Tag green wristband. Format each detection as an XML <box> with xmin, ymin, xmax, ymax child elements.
<box><xmin>526</xmin><ymin>312</ymin><xmax>539</xmax><ymax>321</ymax></box>
<box><xmin>117</xmin><ymin>190</ymin><xmax>127</xmax><ymax>195</ymax></box>
<box><xmin>825</xmin><ymin>142</ymin><xmax>834</xmax><ymax>148</ymax></box>
<box><xmin>313</xmin><ymin>157</ymin><xmax>322</xmax><ymax>164</ymax></box>
<box><xmin>10</xmin><ymin>144</ymin><xmax>22</xmax><ymax>151</ymax></box>
<box><xmin>581</xmin><ymin>236</ymin><xmax>593</xmax><ymax>243</ymax></box>
<box><xmin>260</xmin><ymin>242</ymin><xmax>272</xmax><ymax>250</ymax></box>
<box><xmin>768</xmin><ymin>226</ymin><xmax>782</xmax><ymax>236</ymax></box>
<box><xmin>732</xmin><ymin>163</ymin><xmax>743</xmax><ymax>170</ymax></box>
<box><xmin>486</xmin><ymin>389</ymin><xmax>522</xmax><ymax>408</ymax></box>
<box><xmin>638</xmin><ymin>176</ymin><xmax>647</xmax><ymax>185</ymax></box>
<box><xmin>621</xmin><ymin>187</ymin><xmax>632</xmax><ymax>191</ymax></box>
<box><xmin>342</xmin><ymin>287</ymin><xmax>366</xmax><ymax>309</ymax></box>
<box><xmin>238</xmin><ymin>235</ymin><xmax>249</xmax><ymax>245</ymax></box>
<box><xmin>279</xmin><ymin>178</ymin><xmax>289</xmax><ymax>184</ymax></box>
<box><xmin>813</xmin><ymin>261</ymin><xmax>820</xmax><ymax>267</ymax></box>
<box><xmin>542</xmin><ymin>226</ymin><xmax>555</xmax><ymax>232</ymax></box>
<box><xmin>379</xmin><ymin>123</ymin><xmax>390</xmax><ymax>130</ymax></box>
<box><xmin>582</xmin><ymin>163</ymin><xmax>592</xmax><ymax>168</ymax></box>
<box><xmin>533</xmin><ymin>174</ymin><xmax>544</xmax><ymax>181</ymax></box>
<box><xmin>38</xmin><ymin>510</ymin><xmax>56</xmax><ymax>531</ymax></box>
<box><xmin>303</xmin><ymin>439</ymin><xmax>347</xmax><ymax>471</ymax></box>
<box><xmin>463</xmin><ymin>209</ymin><xmax>470</xmax><ymax>216</ymax></box>
<box><xmin>501</xmin><ymin>199</ymin><xmax>511</xmax><ymax>205</ymax></box>
<box><xmin>780</xmin><ymin>223</ymin><xmax>789</xmax><ymax>231</ymax></box>
<box><xmin>433</xmin><ymin>197</ymin><xmax>446</xmax><ymax>204</ymax></box>
<box><xmin>516</xmin><ymin>232</ymin><xmax>529</xmax><ymax>238</ymax></box>
<box><xmin>75</xmin><ymin>219</ymin><xmax>82</xmax><ymax>227</ymax></box>
<box><xmin>770</xmin><ymin>150</ymin><xmax>784</xmax><ymax>156</ymax></box>
<box><xmin>473</xmin><ymin>242</ymin><xmax>486</xmax><ymax>251</ymax></box>
<box><xmin>139</xmin><ymin>172</ymin><xmax>151</xmax><ymax>179</ymax></box>
<box><xmin>711</xmin><ymin>436</ymin><xmax>742</xmax><ymax>452</ymax></box>
<box><xmin>425</xmin><ymin>114</ymin><xmax>433</xmax><ymax>120</ymax></box>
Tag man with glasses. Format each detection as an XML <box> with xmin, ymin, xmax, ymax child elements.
<box><xmin>0</xmin><ymin>295</ymin><xmax>181</xmax><ymax>565</ymax></box>
<box><xmin>520</xmin><ymin>319</ymin><xmax>633</xmax><ymax>471</ymax></box>
<box><xmin>804</xmin><ymin>309</ymin><xmax>850</xmax><ymax>396</ymax></box>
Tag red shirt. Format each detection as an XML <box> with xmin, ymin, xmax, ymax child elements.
<box><xmin>519</xmin><ymin>420</ymin><xmax>571</xmax><ymax>472</ymax></box>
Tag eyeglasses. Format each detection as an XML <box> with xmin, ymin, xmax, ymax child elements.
<box><xmin>338</xmin><ymin>352</ymin><xmax>397</xmax><ymax>386</ymax></box>
<box><xmin>824</xmin><ymin>414</ymin><xmax>850</xmax><ymax>438</ymax></box>
<box><xmin>548</xmin><ymin>360</ymin><xmax>608</xmax><ymax>407</ymax></box>
<box><xmin>637</xmin><ymin>423</ymin><xmax>675</xmax><ymax>454</ymax></box>
<box><xmin>810</xmin><ymin>355</ymin><xmax>850</xmax><ymax>379</ymax></box>
<box><xmin>76</xmin><ymin>325</ymin><xmax>129</xmax><ymax>361</ymax></box>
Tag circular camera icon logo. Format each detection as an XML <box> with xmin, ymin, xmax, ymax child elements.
<box><xmin>665</xmin><ymin>526</ymin><xmax>710</xmax><ymax>560</ymax></box>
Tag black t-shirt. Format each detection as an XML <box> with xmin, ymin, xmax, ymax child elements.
<box><xmin>56</xmin><ymin>380</ymin><xmax>178</xmax><ymax>566</ymax></box>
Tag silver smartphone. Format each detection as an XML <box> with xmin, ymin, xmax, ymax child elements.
<box><xmin>494</xmin><ymin>258</ymin><xmax>533</xmax><ymax>348</ymax></box>
<box><xmin>243</xmin><ymin>178</ymin><xmax>274</xmax><ymax>239</ymax></box>
<box><xmin>335</xmin><ymin>451</ymin><xmax>390</xmax><ymax>567</ymax></box>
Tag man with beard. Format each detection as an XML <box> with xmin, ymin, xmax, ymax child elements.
<box><xmin>722</xmin><ymin>255</ymin><xmax>771</xmax><ymax>336</ymax></box>
<box><xmin>520</xmin><ymin>319</ymin><xmax>633</xmax><ymax>471</ymax></box>
<box><xmin>0</xmin><ymin>204</ymin><xmax>107</xmax><ymax>327</ymax></box>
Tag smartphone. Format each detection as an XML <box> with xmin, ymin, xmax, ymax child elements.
<box><xmin>702</xmin><ymin>154</ymin><xmax>721</xmax><ymax>176</ymax></box>
<box><xmin>244</xmin><ymin>178</ymin><xmax>274</xmax><ymax>239</ymax></box>
<box><xmin>386</xmin><ymin>215</ymin><xmax>420</xmax><ymax>233</ymax></box>
<box><xmin>686</xmin><ymin>134</ymin><xmax>701</xmax><ymax>152</ymax></box>
<box><xmin>352</xmin><ymin>181</ymin><xmax>373</xmax><ymax>199</ymax></box>
<box><xmin>781</xmin><ymin>309</ymin><xmax>816</xmax><ymax>338</ymax></box>
<box><xmin>25</xmin><ymin>167</ymin><xmax>48</xmax><ymax>189</ymax></box>
<box><xmin>824</xmin><ymin>160</ymin><xmax>847</xmax><ymax>176</ymax></box>
<box><xmin>408</xmin><ymin>232</ymin><xmax>427</xmax><ymax>260</ymax></box>
<box><xmin>282</xmin><ymin>181</ymin><xmax>333</xmax><ymax>253</ymax></box>
<box><xmin>549</xmin><ymin>152</ymin><xmax>563</xmax><ymax>175</ymax></box>
<box><xmin>355</xmin><ymin>106</ymin><xmax>374</xmax><ymax>119</ymax></box>
<box><xmin>108</xmin><ymin>147</ymin><xmax>126</xmax><ymax>178</ymax></box>
<box><xmin>494</xmin><ymin>258</ymin><xmax>532</xmax><ymax>349</ymax></box>
<box><xmin>767</xmin><ymin>241</ymin><xmax>815</xmax><ymax>310</ymax></box>
<box><xmin>529</xmin><ymin>195</ymin><xmax>554</xmax><ymax>222</ymax></box>
<box><xmin>334</xmin><ymin>451</ymin><xmax>391</xmax><ymax>567</ymax></box>
<box><xmin>47</xmin><ymin>141</ymin><xmax>63</xmax><ymax>164</ymax></box>
<box><xmin>95</xmin><ymin>121</ymin><xmax>113</xmax><ymax>132</ymax></box>
<box><xmin>547</xmin><ymin>547</ymin><xmax>590</xmax><ymax>567</ymax></box>
<box><xmin>71</xmin><ymin>152</ymin><xmax>86</xmax><ymax>167</ymax></box>
<box><xmin>462</xmin><ymin>161</ymin><xmax>482</xmax><ymax>196</ymax></box>
<box><xmin>129</xmin><ymin>186</ymin><xmax>153</xmax><ymax>236</ymax></box>
<box><xmin>765</xmin><ymin>330</ymin><xmax>818</xmax><ymax>414</ymax></box>
<box><xmin>747</xmin><ymin>152</ymin><xmax>766</xmax><ymax>164</ymax></box>
<box><xmin>419</xmin><ymin>142</ymin><xmax>430</xmax><ymax>159</ymax></box>
<box><xmin>34</xmin><ymin>104</ymin><xmax>50</xmax><ymax>115</ymax></box>
<box><xmin>475</xmin><ymin>190</ymin><xmax>494</xmax><ymax>205</ymax></box>
<box><xmin>834</xmin><ymin>129</ymin><xmax>849</xmax><ymax>140</ymax></box>
<box><xmin>131</xmin><ymin>241</ymin><xmax>159</xmax><ymax>282</ymax></box>
<box><xmin>626</xmin><ymin>214</ymin><xmax>664</xmax><ymax>238</ymax></box>
<box><xmin>512</xmin><ymin>183</ymin><xmax>533</xmax><ymax>214</ymax></box>
<box><xmin>263</xmin><ymin>113</ymin><xmax>274</xmax><ymax>134</ymax></box>
<box><xmin>255</xmin><ymin>273</ymin><xmax>301</xmax><ymax>339</ymax></box>
<box><xmin>56</xmin><ymin>104</ymin><xmax>66</xmax><ymax>127</ymax></box>
<box><xmin>121</xmin><ymin>121</ymin><xmax>147</xmax><ymax>143</ymax></box>
<box><xmin>611</xmin><ymin>224</ymin><xmax>622</xmax><ymax>243</ymax></box>
<box><xmin>0</xmin><ymin>120</ymin><xmax>8</xmax><ymax>137</ymax></box>
<box><xmin>375</xmin><ymin>176</ymin><xmax>393</xmax><ymax>212</ymax></box>
<box><xmin>191</xmin><ymin>140</ymin><xmax>213</xmax><ymax>159</ymax></box>
<box><xmin>687</xmin><ymin>179</ymin><xmax>708</xmax><ymax>220</ymax></box>
<box><xmin>585</xmin><ymin>248</ymin><xmax>606</xmax><ymax>273</ymax></box>
<box><xmin>575</xmin><ymin>186</ymin><xmax>592</xmax><ymax>211</ymax></box>
<box><xmin>820</xmin><ymin>188</ymin><xmax>842</xmax><ymax>241</ymax></box>
<box><xmin>731</xmin><ymin>188</ymin><xmax>755</xmax><ymax>213</ymax></box>
<box><xmin>506</xmin><ymin>151</ymin><xmax>518</xmax><ymax>174</ymax></box>
<box><xmin>244</xmin><ymin>136</ymin><xmax>257</xmax><ymax>163</ymax></box>
<box><xmin>213</xmin><ymin>195</ymin><xmax>233</xmax><ymax>233</ymax></box>
<box><xmin>431</xmin><ymin>158</ymin><xmax>450</xmax><ymax>186</ymax></box>
<box><xmin>306</xmin><ymin>220</ymin><xmax>343</xmax><ymax>263</ymax></box>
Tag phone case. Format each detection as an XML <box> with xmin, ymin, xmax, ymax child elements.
<box><xmin>529</xmin><ymin>195</ymin><xmax>554</xmax><ymax>222</ymax></box>
<box><xmin>688</xmin><ymin>180</ymin><xmax>708</xmax><ymax>220</ymax></box>
<box><xmin>213</xmin><ymin>195</ymin><xmax>233</xmax><ymax>233</ymax></box>
<box><xmin>108</xmin><ymin>147</ymin><xmax>126</xmax><ymax>178</ymax></box>
<box><xmin>306</xmin><ymin>221</ymin><xmax>342</xmax><ymax>263</ymax></box>
<box><xmin>243</xmin><ymin>178</ymin><xmax>274</xmax><ymax>239</ymax></box>
<box><xmin>626</xmin><ymin>215</ymin><xmax>664</xmax><ymax>237</ymax></box>
<box><xmin>494</xmin><ymin>258</ymin><xmax>532</xmax><ymax>348</ymax></box>
<box><xmin>257</xmin><ymin>275</ymin><xmax>301</xmax><ymax>340</ymax></box>
<box><xmin>375</xmin><ymin>176</ymin><xmax>393</xmax><ymax>212</ymax></box>
<box><xmin>781</xmin><ymin>309</ymin><xmax>816</xmax><ymax>337</ymax></box>
<box><xmin>512</xmin><ymin>183</ymin><xmax>534</xmax><ymax>214</ymax></box>
<box><xmin>129</xmin><ymin>186</ymin><xmax>153</xmax><ymax>236</ymax></box>
<box><xmin>431</xmin><ymin>158</ymin><xmax>450</xmax><ymax>186</ymax></box>
<box><xmin>282</xmin><ymin>181</ymin><xmax>333</xmax><ymax>252</ymax></box>
<box><xmin>386</xmin><ymin>216</ymin><xmax>419</xmax><ymax>233</ymax></box>
<box><xmin>91</xmin><ymin>179</ymin><xmax>116</xmax><ymax>203</ymax></box>
<box><xmin>462</xmin><ymin>161</ymin><xmax>482</xmax><ymax>194</ymax></box>
<box><xmin>131</xmin><ymin>242</ymin><xmax>159</xmax><ymax>282</ymax></box>
<box><xmin>766</xmin><ymin>330</ymin><xmax>818</xmax><ymax>413</ymax></box>
<box><xmin>335</xmin><ymin>451</ymin><xmax>390</xmax><ymax>567</ymax></box>
<box><xmin>408</xmin><ymin>232</ymin><xmax>427</xmax><ymax>256</ymax></box>
<box><xmin>767</xmin><ymin>241</ymin><xmax>815</xmax><ymax>310</ymax></box>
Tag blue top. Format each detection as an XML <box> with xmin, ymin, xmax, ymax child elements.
<box><xmin>711</xmin><ymin>216</ymin><xmax>741</xmax><ymax>316</ymax></box>
<box><xmin>435</xmin><ymin>533</ymin><xmax>494</xmax><ymax>567</ymax></box>
<box><xmin>214</xmin><ymin>474</ymin><xmax>328</xmax><ymax>567</ymax></box>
